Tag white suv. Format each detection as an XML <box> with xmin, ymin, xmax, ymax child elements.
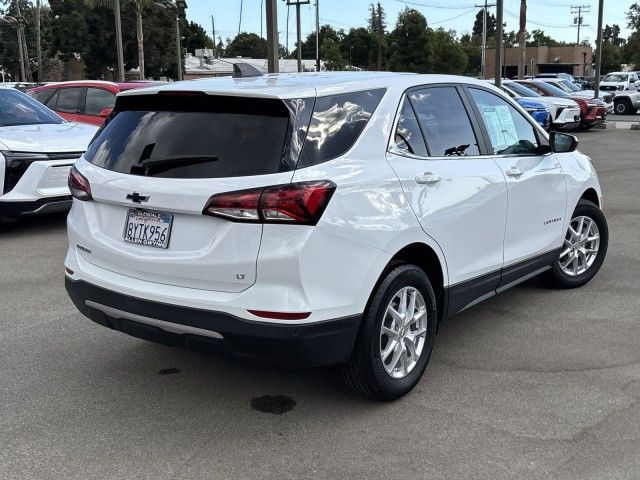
<box><xmin>0</xmin><ymin>87</ymin><xmax>97</xmax><ymax>222</ymax></box>
<box><xmin>65</xmin><ymin>72</ymin><xmax>608</xmax><ymax>400</ymax></box>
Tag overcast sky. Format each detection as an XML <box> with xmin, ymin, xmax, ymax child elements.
<box><xmin>188</xmin><ymin>0</ymin><xmax>633</xmax><ymax>50</ymax></box>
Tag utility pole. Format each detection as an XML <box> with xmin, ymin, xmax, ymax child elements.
<box><xmin>287</xmin><ymin>0</ymin><xmax>310</xmax><ymax>73</ymax></box>
<box><xmin>238</xmin><ymin>0</ymin><xmax>243</xmax><ymax>35</ymax></box>
<box><xmin>261</xmin><ymin>0</ymin><xmax>264</xmax><ymax>38</ymax></box>
<box><xmin>594</xmin><ymin>0</ymin><xmax>604</xmax><ymax>98</ymax></box>
<box><xmin>571</xmin><ymin>5</ymin><xmax>590</xmax><ymax>45</ymax></box>
<box><xmin>114</xmin><ymin>0</ymin><xmax>125</xmax><ymax>81</ymax></box>
<box><xmin>495</xmin><ymin>0</ymin><xmax>503</xmax><ymax>87</ymax></box>
<box><xmin>517</xmin><ymin>0</ymin><xmax>526</xmax><ymax>79</ymax></box>
<box><xmin>266</xmin><ymin>0</ymin><xmax>278</xmax><ymax>73</ymax></box>
<box><xmin>475</xmin><ymin>1</ymin><xmax>496</xmax><ymax>78</ymax></box>
<box><xmin>211</xmin><ymin>15</ymin><xmax>216</xmax><ymax>57</ymax></box>
<box><xmin>17</xmin><ymin>27</ymin><xmax>25</xmax><ymax>82</ymax></box>
<box><xmin>36</xmin><ymin>0</ymin><xmax>43</xmax><ymax>82</ymax></box>
<box><xmin>315</xmin><ymin>0</ymin><xmax>320</xmax><ymax>72</ymax></box>
<box><xmin>14</xmin><ymin>1</ymin><xmax>32</xmax><ymax>82</ymax></box>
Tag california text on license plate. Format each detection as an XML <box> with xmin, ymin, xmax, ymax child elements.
<box><xmin>123</xmin><ymin>209</ymin><xmax>173</xmax><ymax>249</ymax></box>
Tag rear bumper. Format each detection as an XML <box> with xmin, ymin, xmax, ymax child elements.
<box><xmin>0</xmin><ymin>195</ymin><xmax>72</xmax><ymax>218</ymax></box>
<box><xmin>65</xmin><ymin>277</ymin><xmax>361</xmax><ymax>369</ymax></box>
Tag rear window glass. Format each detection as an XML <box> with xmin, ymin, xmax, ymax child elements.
<box><xmin>85</xmin><ymin>96</ymin><xmax>294</xmax><ymax>179</ymax></box>
<box><xmin>297</xmin><ymin>89</ymin><xmax>386</xmax><ymax>168</ymax></box>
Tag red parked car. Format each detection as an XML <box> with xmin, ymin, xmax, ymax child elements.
<box><xmin>27</xmin><ymin>81</ymin><xmax>161</xmax><ymax>126</ymax></box>
<box><xmin>516</xmin><ymin>80</ymin><xmax>607</xmax><ymax>130</ymax></box>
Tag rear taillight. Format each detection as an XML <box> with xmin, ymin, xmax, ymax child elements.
<box><xmin>68</xmin><ymin>166</ymin><xmax>92</xmax><ymax>201</ymax></box>
<box><xmin>203</xmin><ymin>181</ymin><xmax>336</xmax><ymax>225</ymax></box>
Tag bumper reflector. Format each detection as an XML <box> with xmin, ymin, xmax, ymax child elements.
<box><xmin>248</xmin><ymin>310</ymin><xmax>311</xmax><ymax>320</ymax></box>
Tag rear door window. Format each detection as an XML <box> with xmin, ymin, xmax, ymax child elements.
<box><xmin>393</xmin><ymin>96</ymin><xmax>428</xmax><ymax>157</ymax></box>
<box><xmin>297</xmin><ymin>89</ymin><xmax>385</xmax><ymax>168</ymax></box>
<box><xmin>85</xmin><ymin>88</ymin><xmax>116</xmax><ymax>116</ymax></box>
<box><xmin>408</xmin><ymin>87</ymin><xmax>480</xmax><ymax>157</ymax></box>
<box><xmin>85</xmin><ymin>95</ymin><xmax>296</xmax><ymax>179</ymax></box>
<box><xmin>56</xmin><ymin>88</ymin><xmax>82</xmax><ymax>113</ymax></box>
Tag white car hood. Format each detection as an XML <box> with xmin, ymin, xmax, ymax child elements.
<box><xmin>0</xmin><ymin>122</ymin><xmax>98</xmax><ymax>153</ymax></box>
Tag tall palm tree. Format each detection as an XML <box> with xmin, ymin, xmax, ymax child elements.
<box><xmin>84</xmin><ymin>0</ymin><xmax>149</xmax><ymax>80</ymax></box>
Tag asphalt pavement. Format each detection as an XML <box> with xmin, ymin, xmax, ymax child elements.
<box><xmin>1</xmin><ymin>129</ymin><xmax>639</xmax><ymax>480</ymax></box>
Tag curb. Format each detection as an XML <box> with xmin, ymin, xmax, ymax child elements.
<box><xmin>604</xmin><ymin>121</ymin><xmax>640</xmax><ymax>130</ymax></box>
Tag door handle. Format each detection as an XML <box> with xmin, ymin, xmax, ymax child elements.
<box><xmin>506</xmin><ymin>167</ymin><xmax>523</xmax><ymax>177</ymax></box>
<box><xmin>415</xmin><ymin>172</ymin><xmax>441</xmax><ymax>185</ymax></box>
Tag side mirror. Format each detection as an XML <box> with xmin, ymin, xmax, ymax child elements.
<box><xmin>99</xmin><ymin>107</ymin><xmax>113</xmax><ymax>118</ymax></box>
<box><xmin>550</xmin><ymin>131</ymin><xmax>578</xmax><ymax>153</ymax></box>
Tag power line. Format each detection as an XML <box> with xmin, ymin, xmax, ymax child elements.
<box><xmin>394</xmin><ymin>0</ymin><xmax>477</xmax><ymax>10</ymax></box>
<box><xmin>570</xmin><ymin>5</ymin><xmax>590</xmax><ymax>44</ymax></box>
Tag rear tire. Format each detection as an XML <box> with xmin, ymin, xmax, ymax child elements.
<box><xmin>614</xmin><ymin>99</ymin><xmax>633</xmax><ymax>115</ymax></box>
<box><xmin>339</xmin><ymin>264</ymin><xmax>437</xmax><ymax>401</ymax></box>
<box><xmin>543</xmin><ymin>200</ymin><xmax>608</xmax><ymax>289</ymax></box>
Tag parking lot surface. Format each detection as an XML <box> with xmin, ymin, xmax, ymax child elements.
<box><xmin>1</xmin><ymin>129</ymin><xmax>639</xmax><ymax>480</ymax></box>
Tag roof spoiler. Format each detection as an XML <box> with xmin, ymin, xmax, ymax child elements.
<box><xmin>233</xmin><ymin>63</ymin><xmax>263</xmax><ymax>78</ymax></box>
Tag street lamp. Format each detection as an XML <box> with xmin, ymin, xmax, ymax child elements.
<box><xmin>154</xmin><ymin>0</ymin><xmax>188</xmax><ymax>81</ymax></box>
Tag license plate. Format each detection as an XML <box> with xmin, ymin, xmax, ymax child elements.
<box><xmin>123</xmin><ymin>209</ymin><xmax>173</xmax><ymax>249</ymax></box>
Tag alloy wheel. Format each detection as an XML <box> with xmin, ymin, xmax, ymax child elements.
<box><xmin>558</xmin><ymin>215</ymin><xmax>600</xmax><ymax>277</ymax></box>
<box><xmin>379</xmin><ymin>286</ymin><xmax>428</xmax><ymax>379</ymax></box>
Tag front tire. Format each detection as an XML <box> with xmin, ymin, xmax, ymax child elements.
<box><xmin>339</xmin><ymin>264</ymin><xmax>437</xmax><ymax>401</ymax></box>
<box><xmin>543</xmin><ymin>200</ymin><xmax>608</xmax><ymax>289</ymax></box>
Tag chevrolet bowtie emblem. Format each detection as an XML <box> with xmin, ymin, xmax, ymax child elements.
<box><xmin>126</xmin><ymin>192</ymin><xmax>149</xmax><ymax>203</ymax></box>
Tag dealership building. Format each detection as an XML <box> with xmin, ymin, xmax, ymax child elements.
<box><xmin>484</xmin><ymin>44</ymin><xmax>594</xmax><ymax>79</ymax></box>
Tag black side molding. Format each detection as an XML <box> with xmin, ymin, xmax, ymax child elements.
<box><xmin>445</xmin><ymin>248</ymin><xmax>561</xmax><ymax>319</ymax></box>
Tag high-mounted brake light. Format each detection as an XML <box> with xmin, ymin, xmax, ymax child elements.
<box><xmin>68</xmin><ymin>166</ymin><xmax>92</xmax><ymax>201</ymax></box>
<box><xmin>202</xmin><ymin>181</ymin><xmax>336</xmax><ymax>225</ymax></box>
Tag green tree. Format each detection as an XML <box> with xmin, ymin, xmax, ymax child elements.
<box><xmin>387</xmin><ymin>8</ymin><xmax>430</xmax><ymax>73</ymax></box>
<box><xmin>472</xmin><ymin>9</ymin><xmax>496</xmax><ymax>41</ymax></box>
<box><xmin>342</xmin><ymin>27</ymin><xmax>375</xmax><ymax>69</ymax></box>
<box><xmin>321</xmin><ymin>38</ymin><xmax>346</xmax><ymax>70</ymax></box>
<box><xmin>225</xmin><ymin>32</ymin><xmax>266</xmax><ymax>58</ymax></box>
<box><xmin>526</xmin><ymin>29</ymin><xmax>564</xmax><ymax>47</ymax></box>
<box><xmin>625</xmin><ymin>3</ymin><xmax>640</xmax><ymax>68</ymax></box>
<box><xmin>293</xmin><ymin>25</ymin><xmax>343</xmax><ymax>60</ymax></box>
<box><xmin>182</xmin><ymin>20</ymin><xmax>214</xmax><ymax>54</ymax></box>
<box><xmin>426</xmin><ymin>28</ymin><xmax>468</xmax><ymax>75</ymax></box>
<box><xmin>368</xmin><ymin>2</ymin><xmax>386</xmax><ymax>69</ymax></box>
<box><xmin>460</xmin><ymin>33</ymin><xmax>481</xmax><ymax>76</ymax></box>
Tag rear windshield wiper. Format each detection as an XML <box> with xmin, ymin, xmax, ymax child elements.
<box><xmin>130</xmin><ymin>155</ymin><xmax>219</xmax><ymax>176</ymax></box>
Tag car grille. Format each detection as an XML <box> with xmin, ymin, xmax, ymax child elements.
<box><xmin>600</xmin><ymin>86</ymin><xmax>616</xmax><ymax>92</ymax></box>
<box><xmin>2</xmin><ymin>151</ymin><xmax>84</xmax><ymax>194</ymax></box>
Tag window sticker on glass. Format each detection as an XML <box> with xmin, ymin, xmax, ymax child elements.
<box><xmin>478</xmin><ymin>104</ymin><xmax>518</xmax><ymax>151</ymax></box>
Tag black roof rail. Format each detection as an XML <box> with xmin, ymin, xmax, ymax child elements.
<box><xmin>233</xmin><ymin>63</ymin><xmax>263</xmax><ymax>78</ymax></box>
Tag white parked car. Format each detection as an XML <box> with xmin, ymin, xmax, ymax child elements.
<box><xmin>64</xmin><ymin>72</ymin><xmax>608</xmax><ymax>400</ymax></box>
<box><xmin>0</xmin><ymin>87</ymin><xmax>98</xmax><ymax>222</ymax></box>
<box><xmin>500</xmin><ymin>80</ymin><xmax>581</xmax><ymax>130</ymax></box>
<box><xmin>600</xmin><ymin>71</ymin><xmax>639</xmax><ymax>94</ymax></box>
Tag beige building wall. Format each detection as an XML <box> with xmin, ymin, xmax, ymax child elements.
<box><xmin>485</xmin><ymin>45</ymin><xmax>594</xmax><ymax>78</ymax></box>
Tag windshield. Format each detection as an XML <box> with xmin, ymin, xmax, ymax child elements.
<box><xmin>558</xmin><ymin>79</ymin><xmax>581</xmax><ymax>92</ymax></box>
<box><xmin>505</xmin><ymin>82</ymin><xmax>541</xmax><ymax>97</ymax></box>
<box><xmin>0</xmin><ymin>88</ymin><xmax>64</xmax><ymax>127</ymax></box>
<box><xmin>603</xmin><ymin>73</ymin><xmax>628</xmax><ymax>82</ymax></box>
